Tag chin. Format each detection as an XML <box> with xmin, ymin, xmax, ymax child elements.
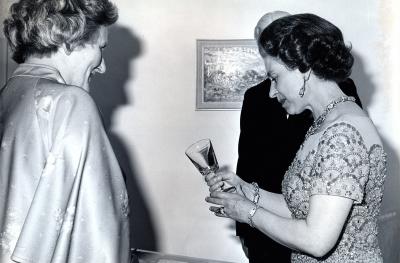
<box><xmin>284</xmin><ymin>102</ymin><xmax>301</xmax><ymax>115</ymax></box>
<box><xmin>286</xmin><ymin>107</ymin><xmax>299</xmax><ymax>116</ymax></box>
<box><xmin>81</xmin><ymin>80</ymin><xmax>90</xmax><ymax>91</ymax></box>
<box><xmin>282</xmin><ymin>104</ymin><xmax>293</xmax><ymax>115</ymax></box>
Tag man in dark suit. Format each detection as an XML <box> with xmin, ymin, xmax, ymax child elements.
<box><xmin>236</xmin><ymin>11</ymin><xmax>362</xmax><ymax>263</ymax></box>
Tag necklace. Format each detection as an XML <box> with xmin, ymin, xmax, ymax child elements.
<box><xmin>303</xmin><ymin>96</ymin><xmax>356</xmax><ymax>142</ymax></box>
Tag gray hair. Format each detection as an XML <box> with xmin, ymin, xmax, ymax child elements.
<box><xmin>3</xmin><ymin>0</ymin><xmax>118</xmax><ymax>63</ymax></box>
<box><xmin>254</xmin><ymin>11</ymin><xmax>290</xmax><ymax>40</ymax></box>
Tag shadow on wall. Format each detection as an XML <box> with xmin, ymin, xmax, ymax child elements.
<box><xmin>352</xmin><ymin>51</ymin><xmax>400</xmax><ymax>263</ymax></box>
<box><xmin>90</xmin><ymin>24</ymin><xmax>159</xmax><ymax>252</ymax></box>
<box><xmin>351</xmin><ymin>52</ymin><xmax>375</xmax><ymax>108</ymax></box>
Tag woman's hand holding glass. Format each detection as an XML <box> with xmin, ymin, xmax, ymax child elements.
<box><xmin>204</xmin><ymin>170</ymin><xmax>240</xmax><ymax>193</ymax></box>
<box><xmin>205</xmin><ymin>171</ymin><xmax>258</xmax><ymax>200</ymax></box>
<box><xmin>205</xmin><ymin>170</ymin><xmax>259</xmax><ymax>221</ymax></box>
<box><xmin>205</xmin><ymin>185</ymin><xmax>256</xmax><ymax>223</ymax></box>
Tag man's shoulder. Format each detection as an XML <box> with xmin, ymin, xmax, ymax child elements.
<box><xmin>244</xmin><ymin>79</ymin><xmax>270</xmax><ymax>97</ymax></box>
<box><xmin>241</xmin><ymin>79</ymin><xmax>283</xmax><ymax>111</ymax></box>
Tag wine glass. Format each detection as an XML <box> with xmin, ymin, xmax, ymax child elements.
<box><xmin>185</xmin><ymin>139</ymin><xmax>235</xmax><ymax>192</ymax></box>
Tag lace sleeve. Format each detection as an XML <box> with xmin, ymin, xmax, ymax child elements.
<box><xmin>310</xmin><ymin>122</ymin><xmax>369</xmax><ymax>204</ymax></box>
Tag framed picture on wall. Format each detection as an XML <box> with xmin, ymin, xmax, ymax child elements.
<box><xmin>196</xmin><ymin>39</ymin><xmax>267</xmax><ymax>110</ymax></box>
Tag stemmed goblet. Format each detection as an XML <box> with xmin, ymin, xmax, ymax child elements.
<box><xmin>185</xmin><ymin>139</ymin><xmax>235</xmax><ymax>193</ymax></box>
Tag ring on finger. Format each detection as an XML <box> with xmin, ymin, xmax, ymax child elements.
<box><xmin>217</xmin><ymin>207</ymin><xmax>225</xmax><ymax>215</ymax></box>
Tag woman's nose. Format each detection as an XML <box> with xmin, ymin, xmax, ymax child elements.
<box><xmin>95</xmin><ymin>58</ymin><xmax>106</xmax><ymax>74</ymax></box>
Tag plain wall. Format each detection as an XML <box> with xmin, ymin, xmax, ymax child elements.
<box><xmin>1</xmin><ymin>1</ymin><xmax>399</xmax><ymax>262</ymax></box>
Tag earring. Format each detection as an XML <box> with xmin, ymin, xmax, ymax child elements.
<box><xmin>63</xmin><ymin>43</ymin><xmax>72</xmax><ymax>55</ymax></box>
<box><xmin>299</xmin><ymin>70</ymin><xmax>312</xmax><ymax>98</ymax></box>
<box><xmin>298</xmin><ymin>85</ymin><xmax>305</xmax><ymax>97</ymax></box>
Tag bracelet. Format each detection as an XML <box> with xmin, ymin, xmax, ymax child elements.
<box><xmin>248</xmin><ymin>203</ymin><xmax>259</xmax><ymax>228</ymax></box>
<box><xmin>251</xmin><ymin>182</ymin><xmax>260</xmax><ymax>205</ymax></box>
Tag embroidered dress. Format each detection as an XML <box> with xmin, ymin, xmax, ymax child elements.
<box><xmin>282</xmin><ymin>119</ymin><xmax>386</xmax><ymax>262</ymax></box>
<box><xmin>0</xmin><ymin>64</ymin><xmax>130</xmax><ymax>263</ymax></box>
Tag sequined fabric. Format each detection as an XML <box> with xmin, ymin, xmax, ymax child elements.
<box><xmin>282</xmin><ymin>121</ymin><xmax>386</xmax><ymax>262</ymax></box>
<box><xmin>0</xmin><ymin>64</ymin><xmax>130</xmax><ymax>263</ymax></box>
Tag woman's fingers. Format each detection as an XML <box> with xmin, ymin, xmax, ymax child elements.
<box><xmin>217</xmin><ymin>171</ymin><xmax>232</xmax><ymax>180</ymax></box>
<box><xmin>205</xmin><ymin>192</ymin><xmax>251</xmax><ymax>222</ymax></box>
<box><xmin>209</xmin><ymin>181</ymin><xmax>224</xmax><ymax>192</ymax></box>
<box><xmin>204</xmin><ymin>171</ymin><xmax>240</xmax><ymax>194</ymax></box>
<box><xmin>204</xmin><ymin>173</ymin><xmax>222</xmax><ymax>186</ymax></box>
<box><xmin>204</xmin><ymin>172</ymin><xmax>215</xmax><ymax>182</ymax></box>
<box><xmin>209</xmin><ymin>206</ymin><xmax>222</xmax><ymax>213</ymax></box>
<box><xmin>206</xmin><ymin>191</ymin><xmax>236</xmax><ymax>204</ymax></box>
<box><xmin>209</xmin><ymin>206</ymin><xmax>228</xmax><ymax>217</ymax></box>
<box><xmin>205</xmin><ymin>196</ymin><xmax>223</xmax><ymax>206</ymax></box>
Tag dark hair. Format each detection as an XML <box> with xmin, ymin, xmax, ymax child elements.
<box><xmin>3</xmin><ymin>0</ymin><xmax>118</xmax><ymax>63</ymax></box>
<box><xmin>258</xmin><ymin>13</ymin><xmax>353</xmax><ymax>82</ymax></box>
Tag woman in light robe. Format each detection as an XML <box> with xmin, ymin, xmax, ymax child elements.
<box><xmin>0</xmin><ymin>0</ymin><xmax>130</xmax><ymax>262</ymax></box>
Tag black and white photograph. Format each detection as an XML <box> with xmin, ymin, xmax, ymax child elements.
<box><xmin>0</xmin><ymin>0</ymin><xmax>399</xmax><ymax>263</ymax></box>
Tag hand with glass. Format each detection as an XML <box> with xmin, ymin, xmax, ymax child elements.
<box><xmin>185</xmin><ymin>139</ymin><xmax>236</xmax><ymax>215</ymax></box>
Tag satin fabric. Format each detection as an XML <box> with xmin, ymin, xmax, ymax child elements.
<box><xmin>0</xmin><ymin>63</ymin><xmax>130</xmax><ymax>262</ymax></box>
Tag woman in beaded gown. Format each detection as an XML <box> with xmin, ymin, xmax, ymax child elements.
<box><xmin>205</xmin><ymin>13</ymin><xmax>386</xmax><ymax>262</ymax></box>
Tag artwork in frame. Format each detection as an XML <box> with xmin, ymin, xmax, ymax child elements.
<box><xmin>196</xmin><ymin>39</ymin><xmax>267</xmax><ymax>110</ymax></box>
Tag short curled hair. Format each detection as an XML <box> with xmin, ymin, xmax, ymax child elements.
<box><xmin>3</xmin><ymin>0</ymin><xmax>118</xmax><ymax>63</ymax></box>
<box><xmin>258</xmin><ymin>13</ymin><xmax>353</xmax><ymax>82</ymax></box>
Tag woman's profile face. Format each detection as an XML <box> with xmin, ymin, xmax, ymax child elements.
<box><xmin>68</xmin><ymin>26</ymin><xmax>108</xmax><ymax>91</ymax></box>
<box><xmin>263</xmin><ymin>55</ymin><xmax>306</xmax><ymax>115</ymax></box>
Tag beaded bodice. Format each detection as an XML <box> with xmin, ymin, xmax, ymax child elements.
<box><xmin>282</xmin><ymin>121</ymin><xmax>386</xmax><ymax>262</ymax></box>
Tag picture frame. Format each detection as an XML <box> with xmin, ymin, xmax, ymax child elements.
<box><xmin>196</xmin><ymin>39</ymin><xmax>267</xmax><ymax>110</ymax></box>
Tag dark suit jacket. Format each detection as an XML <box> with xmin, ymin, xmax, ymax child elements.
<box><xmin>236</xmin><ymin>78</ymin><xmax>361</xmax><ymax>262</ymax></box>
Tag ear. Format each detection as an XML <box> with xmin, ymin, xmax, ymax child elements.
<box><xmin>61</xmin><ymin>43</ymin><xmax>72</xmax><ymax>55</ymax></box>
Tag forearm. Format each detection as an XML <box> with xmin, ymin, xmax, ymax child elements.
<box><xmin>239</xmin><ymin>181</ymin><xmax>291</xmax><ymax>218</ymax></box>
<box><xmin>251</xmin><ymin>208</ymin><xmax>321</xmax><ymax>257</ymax></box>
<box><xmin>258</xmin><ymin>189</ymin><xmax>292</xmax><ymax>218</ymax></box>
<box><xmin>248</xmin><ymin>195</ymin><xmax>353</xmax><ymax>258</ymax></box>
<box><xmin>208</xmin><ymin>175</ymin><xmax>352</xmax><ymax>257</ymax></box>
